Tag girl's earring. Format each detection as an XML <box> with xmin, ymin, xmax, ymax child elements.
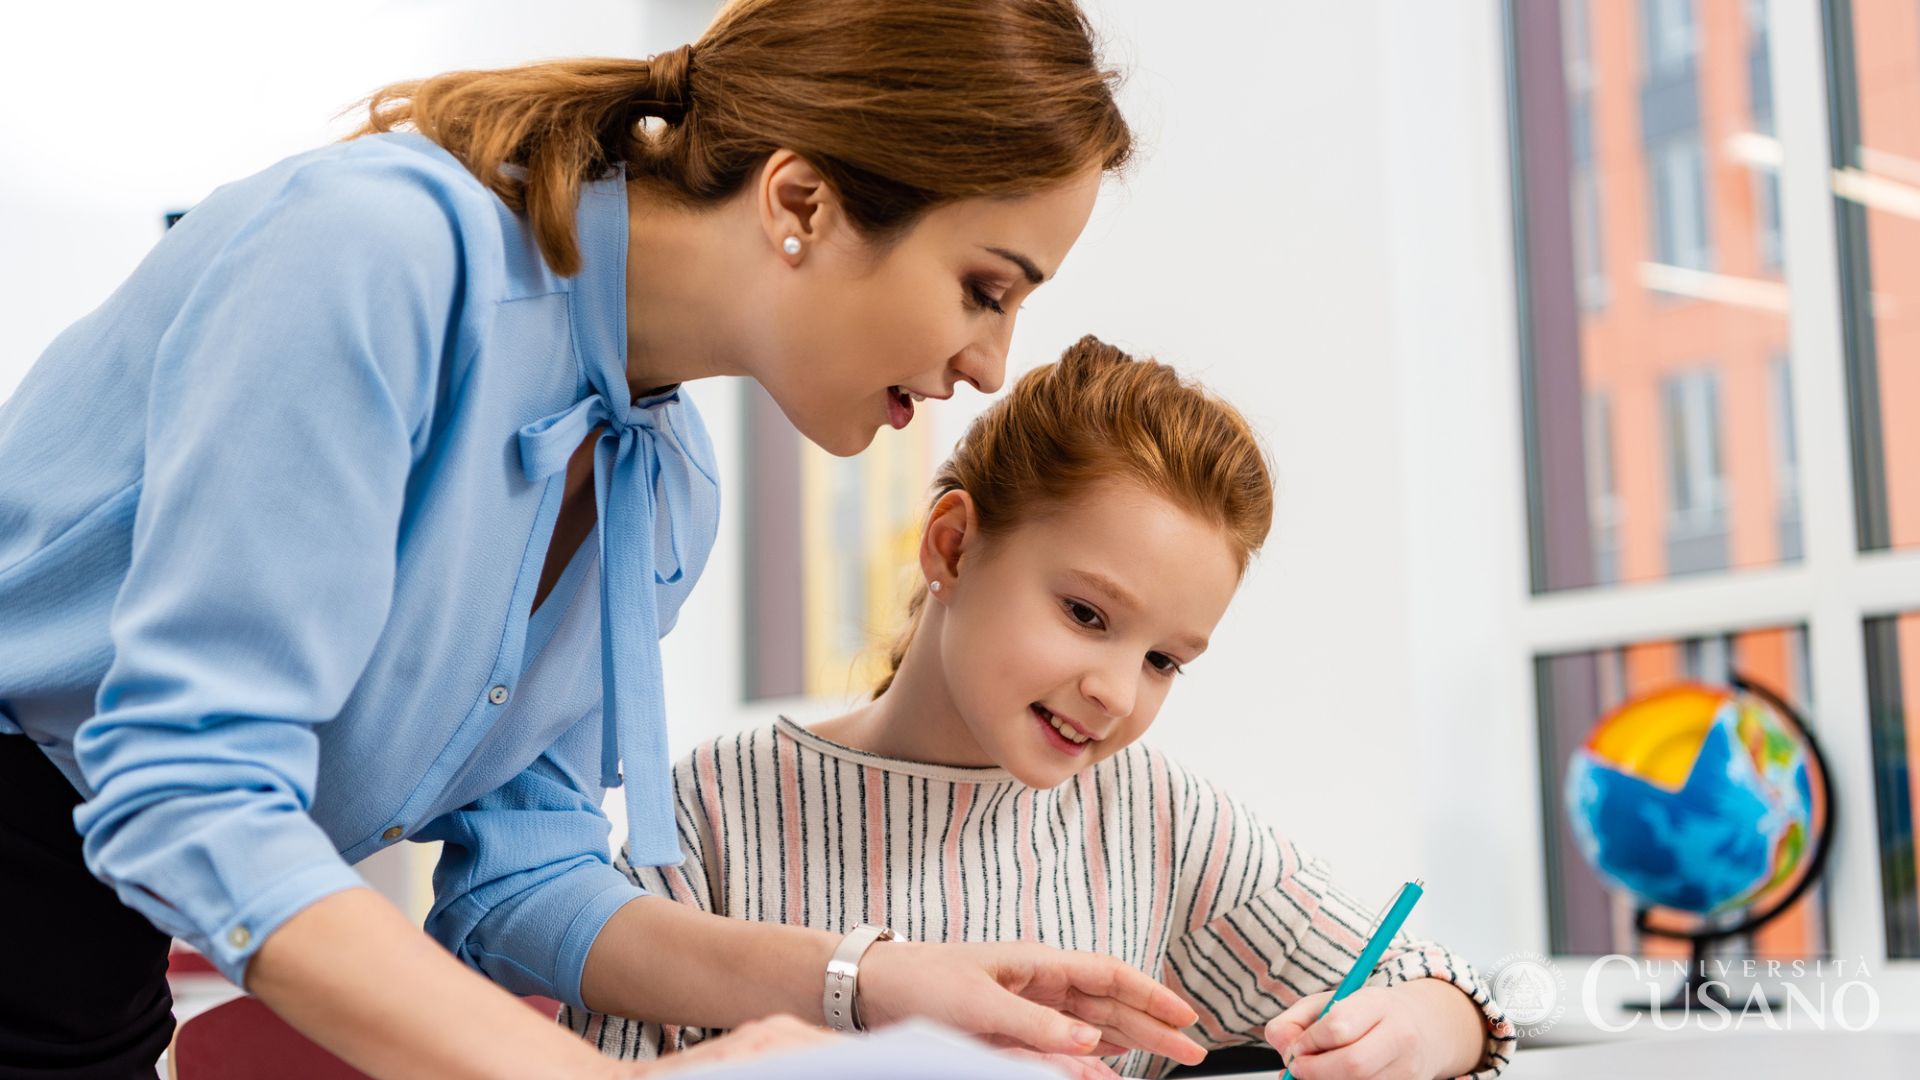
<box><xmin>782</xmin><ymin>235</ymin><xmax>802</xmax><ymax>257</ymax></box>
<box><xmin>927</xmin><ymin>579</ymin><xmax>942</xmax><ymax>594</ymax></box>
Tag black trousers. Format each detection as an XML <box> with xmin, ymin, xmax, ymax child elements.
<box><xmin>0</xmin><ymin>735</ymin><xmax>175</xmax><ymax>1079</ymax></box>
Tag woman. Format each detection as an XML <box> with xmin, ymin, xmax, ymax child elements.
<box><xmin>0</xmin><ymin>1</ymin><xmax>1207</xmax><ymax>1077</ymax></box>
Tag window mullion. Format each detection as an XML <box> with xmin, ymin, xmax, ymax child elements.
<box><xmin>1769</xmin><ymin>0</ymin><xmax>1884</xmax><ymax>963</ymax></box>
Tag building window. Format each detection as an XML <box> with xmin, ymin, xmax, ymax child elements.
<box><xmin>1650</xmin><ymin>137</ymin><xmax>1713</xmax><ymax>272</ymax></box>
<box><xmin>1641</xmin><ymin>0</ymin><xmax>1700</xmax><ymax>78</ymax></box>
<box><xmin>1662</xmin><ymin>368</ymin><xmax>1730</xmax><ymax>574</ymax></box>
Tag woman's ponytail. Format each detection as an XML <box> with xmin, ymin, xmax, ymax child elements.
<box><xmin>355</xmin><ymin>51</ymin><xmax>694</xmax><ymax>276</ymax></box>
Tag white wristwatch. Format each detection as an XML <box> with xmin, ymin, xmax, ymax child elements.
<box><xmin>823</xmin><ymin>924</ymin><xmax>897</xmax><ymax>1032</ymax></box>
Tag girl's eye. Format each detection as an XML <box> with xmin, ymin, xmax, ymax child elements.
<box><xmin>964</xmin><ymin>281</ymin><xmax>1007</xmax><ymax>316</ymax></box>
<box><xmin>1147</xmin><ymin>652</ymin><xmax>1185</xmax><ymax>677</ymax></box>
<box><xmin>1063</xmin><ymin>599</ymin><xmax>1105</xmax><ymax>629</ymax></box>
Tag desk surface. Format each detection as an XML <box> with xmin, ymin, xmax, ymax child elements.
<box><xmin>1215</xmin><ymin>1030</ymin><xmax>1917</xmax><ymax>1078</ymax></box>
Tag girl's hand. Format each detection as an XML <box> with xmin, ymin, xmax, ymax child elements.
<box><xmin>855</xmin><ymin>940</ymin><xmax>1207</xmax><ymax>1068</ymax></box>
<box><xmin>1264</xmin><ymin>981</ymin><xmax>1483</xmax><ymax>1080</ymax></box>
<box><xmin>628</xmin><ymin>1015</ymin><xmax>836</xmax><ymax>1076</ymax></box>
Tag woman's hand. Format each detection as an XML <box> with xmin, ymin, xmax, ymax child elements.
<box><xmin>855</xmin><ymin>940</ymin><xmax>1207</xmax><ymax>1068</ymax></box>
<box><xmin>1264</xmin><ymin>980</ymin><xmax>1487</xmax><ymax>1080</ymax></box>
<box><xmin>628</xmin><ymin>1015</ymin><xmax>837</xmax><ymax>1076</ymax></box>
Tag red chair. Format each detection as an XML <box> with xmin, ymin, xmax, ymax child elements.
<box><xmin>168</xmin><ymin>994</ymin><xmax>562</xmax><ymax>1079</ymax></box>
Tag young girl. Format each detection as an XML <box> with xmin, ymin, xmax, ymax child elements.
<box><xmin>565</xmin><ymin>337</ymin><xmax>1518</xmax><ymax>1079</ymax></box>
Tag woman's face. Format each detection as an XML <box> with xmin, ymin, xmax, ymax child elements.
<box><xmin>929</xmin><ymin>479</ymin><xmax>1244</xmax><ymax>790</ymax></box>
<box><xmin>753</xmin><ymin>165</ymin><xmax>1104</xmax><ymax>456</ymax></box>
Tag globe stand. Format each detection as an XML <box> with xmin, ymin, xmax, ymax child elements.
<box><xmin>1623</xmin><ymin>676</ymin><xmax>1835</xmax><ymax>1017</ymax></box>
<box><xmin>1623</xmin><ymin>935</ymin><xmax>1765</xmax><ymax>1014</ymax></box>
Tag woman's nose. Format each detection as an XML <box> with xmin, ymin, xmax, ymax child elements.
<box><xmin>955</xmin><ymin>335</ymin><xmax>1009</xmax><ymax>395</ymax></box>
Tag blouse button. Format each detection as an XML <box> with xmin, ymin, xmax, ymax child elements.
<box><xmin>488</xmin><ymin>685</ymin><xmax>510</xmax><ymax>705</ymax></box>
<box><xmin>382</xmin><ymin>826</ymin><xmax>404</xmax><ymax>842</ymax></box>
<box><xmin>228</xmin><ymin>926</ymin><xmax>252</xmax><ymax>949</ymax></box>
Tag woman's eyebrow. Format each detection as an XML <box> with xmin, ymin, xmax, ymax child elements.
<box><xmin>982</xmin><ymin>246</ymin><xmax>1046</xmax><ymax>284</ymax></box>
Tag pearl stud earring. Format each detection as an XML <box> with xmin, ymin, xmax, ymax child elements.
<box><xmin>782</xmin><ymin>236</ymin><xmax>802</xmax><ymax>256</ymax></box>
<box><xmin>927</xmin><ymin>580</ymin><xmax>942</xmax><ymax>593</ymax></box>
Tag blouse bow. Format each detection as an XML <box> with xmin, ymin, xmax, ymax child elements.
<box><xmin>516</xmin><ymin>384</ymin><xmax>716</xmax><ymax>866</ymax></box>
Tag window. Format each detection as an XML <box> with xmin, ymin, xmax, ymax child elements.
<box><xmin>1641</xmin><ymin>0</ymin><xmax>1700</xmax><ymax>78</ymax></box>
<box><xmin>1826</xmin><ymin>0</ymin><xmax>1920</xmax><ymax>550</ymax></box>
<box><xmin>1568</xmin><ymin>0</ymin><xmax>1609</xmax><ymax>310</ymax></box>
<box><xmin>1661</xmin><ymin>368</ymin><xmax>1729</xmax><ymax>574</ymax></box>
<box><xmin>1508</xmin><ymin>0</ymin><xmax>1920</xmax><ymax>974</ymax></box>
<box><xmin>1512</xmin><ymin>0</ymin><xmax>1799</xmax><ymax>593</ymax></box>
<box><xmin>1747</xmin><ymin>0</ymin><xmax>1785</xmax><ymax>273</ymax></box>
<box><xmin>1770</xmin><ymin>355</ymin><xmax>1803</xmax><ymax>561</ymax></box>
<box><xmin>1864</xmin><ymin>613</ymin><xmax>1920</xmax><ymax>958</ymax></box>
<box><xmin>1586</xmin><ymin>393</ymin><xmax>1621</xmax><ymax>584</ymax></box>
<box><xmin>1649</xmin><ymin>138</ymin><xmax>1713</xmax><ymax>272</ymax></box>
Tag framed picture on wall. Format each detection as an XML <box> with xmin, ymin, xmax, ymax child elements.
<box><xmin>741</xmin><ymin>382</ymin><xmax>933</xmax><ymax>703</ymax></box>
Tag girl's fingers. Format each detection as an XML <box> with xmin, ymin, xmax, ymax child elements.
<box><xmin>1280</xmin><ymin>998</ymin><xmax>1387</xmax><ymax>1074</ymax></box>
<box><xmin>1285</xmin><ymin>1031</ymin><xmax>1398</xmax><ymax>1080</ymax></box>
<box><xmin>1264</xmin><ymin>991</ymin><xmax>1335</xmax><ymax>1057</ymax></box>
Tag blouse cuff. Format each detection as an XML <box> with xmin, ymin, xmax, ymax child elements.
<box><xmin>1377</xmin><ymin>946</ymin><xmax>1518</xmax><ymax>1079</ymax></box>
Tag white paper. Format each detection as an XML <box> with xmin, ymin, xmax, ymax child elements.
<box><xmin>660</xmin><ymin>1020</ymin><xmax>1067</xmax><ymax>1080</ymax></box>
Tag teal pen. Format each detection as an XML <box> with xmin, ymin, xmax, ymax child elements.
<box><xmin>1277</xmin><ymin>878</ymin><xmax>1425</xmax><ymax>1080</ymax></box>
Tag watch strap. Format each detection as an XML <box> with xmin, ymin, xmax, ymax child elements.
<box><xmin>823</xmin><ymin>924</ymin><xmax>896</xmax><ymax>1032</ymax></box>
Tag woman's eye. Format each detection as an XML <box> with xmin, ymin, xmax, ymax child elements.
<box><xmin>1063</xmin><ymin>599</ymin><xmax>1104</xmax><ymax>629</ymax></box>
<box><xmin>1147</xmin><ymin>652</ymin><xmax>1185</xmax><ymax>677</ymax></box>
<box><xmin>964</xmin><ymin>281</ymin><xmax>1007</xmax><ymax>316</ymax></box>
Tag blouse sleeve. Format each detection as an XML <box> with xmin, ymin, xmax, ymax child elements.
<box><xmin>70</xmin><ymin>147</ymin><xmax>467</xmax><ymax>986</ymax></box>
<box><xmin>417</xmin><ymin>706</ymin><xmax>646</xmax><ymax>1009</ymax></box>
<box><xmin>1161</xmin><ymin>767</ymin><xmax>1517</xmax><ymax>1079</ymax></box>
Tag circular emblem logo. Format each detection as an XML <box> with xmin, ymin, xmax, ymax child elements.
<box><xmin>1487</xmin><ymin>951</ymin><xmax>1566</xmax><ymax>1038</ymax></box>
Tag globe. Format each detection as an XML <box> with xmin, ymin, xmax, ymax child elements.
<box><xmin>1565</xmin><ymin>682</ymin><xmax>1818</xmax><ymax>917</ymax></box>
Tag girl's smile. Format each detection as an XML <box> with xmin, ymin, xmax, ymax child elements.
<box><xmin>1032</xmin><ymin>702</ymin><xmax>1100</xmax><ymax>755</ymax></box>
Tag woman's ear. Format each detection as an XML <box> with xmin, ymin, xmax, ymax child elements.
<box><xmin>919</xmin><ymin>490</ymin><xmax>974</xmax><ymax>601</ymax></box>
<box><xmin>756</xmin><ymin>148</ymin><xmax>841</xmax><ymax>263</ymax></box>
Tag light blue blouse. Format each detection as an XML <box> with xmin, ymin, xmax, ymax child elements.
<box><xmin>0</xmin><ymin>132</ymin><xmax>718</xmax><ymax>1007</ymax></box>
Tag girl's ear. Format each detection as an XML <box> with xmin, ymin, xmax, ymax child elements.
<box><xmin>919</xmin><ymin>490</ymin><xmax>975</xmax><ymax>601</ymax></box>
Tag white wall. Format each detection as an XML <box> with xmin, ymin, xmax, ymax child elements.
<box><xmin>0</xmin><ymin>0</ymin><xmax>697</xmax><ymax>396</ymax></box>
<box><xmin>3</xmin><ymin>1</ymin><xmax>1538</xmax><ymax>966</ymax></box>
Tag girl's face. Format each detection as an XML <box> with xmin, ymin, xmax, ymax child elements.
<box><xmin>750</xmin><ymin>159</ymin><xmax>1104</xmax><ymax>457</ymax></box>
<box><xmin>928</xmin><ymin>478</ymin><xmax>1244</xmax><ymax>789</ymax></box>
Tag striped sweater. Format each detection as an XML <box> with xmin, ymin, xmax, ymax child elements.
<box><xmin>562</xmin><ymin>719</ymin><xmax>1518</xmax><ymax>1078</ymax></box>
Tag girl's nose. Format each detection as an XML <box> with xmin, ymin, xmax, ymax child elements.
<box><xmin>1079</xmin><ymin>664</ymin><xmax>1135</xmax><ymax>724</ymax></box>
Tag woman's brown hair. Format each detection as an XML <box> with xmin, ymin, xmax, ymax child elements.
<box><xmin>353</xmin><ymin>0</ymin><xmax>1132</xmax><ymax>276</ymax></box>
<box><xmin>873</xmin><ymin>335</ymin><xmax>1274</xmax><ymax>697</ymax></box>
